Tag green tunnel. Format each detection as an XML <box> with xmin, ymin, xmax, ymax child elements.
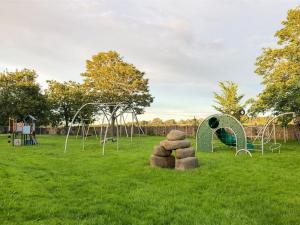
<box><xmin>196</xmin><ymin>114</ymin><xmax>251</xmax><ymax>152</ymax></box>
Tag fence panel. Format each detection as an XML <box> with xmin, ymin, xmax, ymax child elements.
<box><xmin>0</xmin><ymin>125</ymin><xmax>298</xmax><ymax>140</ymax></box>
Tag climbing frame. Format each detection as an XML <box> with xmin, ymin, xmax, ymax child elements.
<box><xmin>196</xmin><ymin>114</ymin><xmax>247</xmax><ymax>153</ymax></box>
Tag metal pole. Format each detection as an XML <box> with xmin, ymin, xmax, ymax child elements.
<box><xmin>102</xmin><ymin>120</ymin><xmax>110</xmax><ymax>155</ymax></box>
<box><xmin>131</xmin><ymin>112</ymin><xmax>134</xmax><ymax>143</ymax></box>
<box><xmin>76</xmin><ymin>124</ymin><xmax>80</xmax><ymax>139</ymax></box>
<box><xmin>133</xmin><ymin>111</ymin><xmax>144</xmax><ymax>135</ymax></box>
<box><xmin>273</xmin><ymin>123</ymin><xmax>276</xmax><ymax>144</ymax></box>
<box><xmin>116</xmin><ymin>116</ymin><xmax>119</xmax><ymax>151</ymax></box>
<box><xmin>261</xmin><ymin>112</ymin><xmax>295</xmax><ymax>155</ymax></box>
<box><xmin>122</xmin><ymin>114</ymin><xmax>129</xmax><ymax>137</ymax></box>
<box><xmin>82</xmin><ymin>117</ymin><xmax>85</xmax><ymax>151</ymax></box>
<box><xmin>100</xmin><ymin>115</ymin><xmax>105</xmax><ymax>144</ymax></box>
<box><xmin>119</xmin><ymin>115</ymin><xmax>122</xmax><ymax>138</ymax></box>
<box><xmin>65</xmin><ymin>102</ymin><xmax>122</xmax><ymax>154</ymax></box>
<box><xmin>85</xmin><ymin>124</ymin><xmax>90</xmax><ymax>140</ymax></box>
<box><xmin>94</xmin><ymin>126</ymin><xmax>98</xmax><ymax>140</ymax></box>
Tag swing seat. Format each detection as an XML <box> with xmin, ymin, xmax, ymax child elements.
<box><xmin>101</xmin><ymin>137</ymin><xmax>117</xmax><ymax>144</ymax></box>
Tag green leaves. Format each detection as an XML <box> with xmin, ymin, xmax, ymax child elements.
<box><xmin>0</xmin><ymin>51</ymin><xmax>153</xmax><ymax>128</ymax></box>
<box><xmin>81</xmin><ymin>51</ymin><xmax>154</xmax><ymax>113</ymax></box>
<box><xmin>251</xmin><ymin>6</ymin><xmax>300</xmax><ymax>116</ymax></box>
<box><xmin>0</xmin><ymin>69</ymin><xmax>48</xmax><ymax>125</ymax></box>
<box><xmin>212</xmin><ymin>81</ymin><xmax>246</xmax><ymax>121</ymax></box>
<box><xmin>45</xmin><ymin>80</ymin><xmax>93</xmax><ymax>127</ymax></box>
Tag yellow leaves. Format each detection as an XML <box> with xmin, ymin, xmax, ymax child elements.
<box><xmin>45</xmin><ymin>80</ymin><xmax>86</xmax><ymax>105</ymax></box>
<box><xmin>0</xmin><ymin>69</ymin><xmax>38</xmax><ymax>87</ymax></box>
<box><xmin>276</xmin><ymin>7</ymin><xmax>300</xmax><ymax>45</ymax></box>
<box><xmin>81</xmin><ymin>51</ymin><xmax>153</xmax><ymax>106</ymax></box>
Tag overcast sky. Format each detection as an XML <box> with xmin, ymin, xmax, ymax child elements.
<box><xmin>0</xmin><ymin>0</ymin><xmax>299</xmax><ymax>120</ymax></box>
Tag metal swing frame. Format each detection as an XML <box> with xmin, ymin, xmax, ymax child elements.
<box><xmin>64</xmin><ymin>102</ymin><xmax>144</xmax><ymax>155</ymax></box>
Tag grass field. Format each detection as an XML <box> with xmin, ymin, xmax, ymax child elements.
<box><xmin>0</xmin><ymin>135</ymin><xmax>299</xmax><ymax>225</ymax></box>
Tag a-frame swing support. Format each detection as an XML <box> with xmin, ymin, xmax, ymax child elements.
<box><xmin>64</xmin><ymin>102</ymin><xmax>144</xmax><ymax>155</ymax></box>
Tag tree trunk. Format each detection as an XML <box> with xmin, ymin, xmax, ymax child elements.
<box><xmin>109</xmin><ymin>106</ymin><xmax>117</xmax><ymax>137</ymax></box>
<box><xmin>111</xmin><ymin>113</ymin><xmax>116</xmax><ymax>137</ymax></box>
<box><xmin>65</xmin><ymin>115</ymin><xmax>69</xmax><ymax>128</ymax></box>
<box><xmin>65</xmin><ymin>117</ymin><xmax>69</xmax><ymax>135</ymax></box>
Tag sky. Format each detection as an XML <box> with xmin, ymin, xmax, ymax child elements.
<box><xmin>0</xmin><ymin>0</ymin><xmax>299</xmax><ymax>121</ymax></box>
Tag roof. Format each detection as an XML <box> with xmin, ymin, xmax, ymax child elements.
<box><xmin>24</xmin><ymin>115</ymin><xmax>37</xmax><ymax>121</ymax></box>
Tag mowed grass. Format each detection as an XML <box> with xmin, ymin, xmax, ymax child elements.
<box><xmin>0</xmin><ymin>135</ymin><xmax>299</xmax><ymax>225</ymax></box>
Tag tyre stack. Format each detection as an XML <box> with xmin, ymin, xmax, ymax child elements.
<box><xmin>150</xmin><ymin>130</ymin><xmax>198</xmax><ymax>170</ymax></box>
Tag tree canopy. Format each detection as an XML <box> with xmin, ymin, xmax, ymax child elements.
<box><xmin>81</xmin><ymin>51</ymin><xmax>154</xmax><ymax>114</ymax></box>
<box><xmin>213</xmin><ymin>81</ymin><xmax>245</xmax><ymax>120</ymax></box>
<box><xmin>250</xmin><ymin>6</ymin><xmax>300</xmax><ymax>116</ymax></box>
<box><xmin>45</xmin><ymin>80</ymin><xmax>93</xmax><ymax>127</ymax></box>
<box><xmin>81</xmin><ymin>51</ymin><xmax>154</xmax><ymax>136</ymax></box>
<box><xmin>0</xmin><ymin>69</ymin><xmax>48</xmax><ymax>125</ymax></box>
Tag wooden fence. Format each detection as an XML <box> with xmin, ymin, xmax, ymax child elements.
<box><xmin>1</xmin><ymin>124</ymin><xmax>297</xmax><ymax>141</ymax></box>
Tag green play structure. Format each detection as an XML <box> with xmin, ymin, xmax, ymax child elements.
<box><xmin>216</xmin><ymin>128</ymin><xmax>254</xmax><ymax>149</ymax></box>
<box><xmin>196</xmin><ymin>114</ymin><xmax>253</xmax><ymax>156</ymax></box>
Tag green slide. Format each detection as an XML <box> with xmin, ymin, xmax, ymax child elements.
<box><xmin>216</xmin><ymin>128</ymin><xmax>254</xmax><ymax>150</ymax></box>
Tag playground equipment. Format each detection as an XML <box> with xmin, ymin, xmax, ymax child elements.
<box><xmin>64</xmin><ymin>102</ymin><xmax>144</xmax><ymax>155</ymax></box>
<box><xmin>260</xmin><ymin>112</ymin><xmax>297</xmax><ymax>155</ymax></box>
<box><xmin>8</xmin><ymin>115</ymin><xmax>38</xmax><ymax>146</ymax></box>
<box><xmin>294</xmin><ymin>118</ymin><xmax>300</xmax><ymax>144</ymax></box>
<box><xmin>75</xmin><ymin>112</ymin><xmax>134</xmax><ymax>141</ymax></box>
<box><xmin>196</xmin><ymin>112</ymin><xmax>300</xmax><ymax>156</ymax></box>
<box><xmin>245</xmin><ymin>112</ymin><xmax>298</xmax><ymax>154</ymax></box>
<box><xmin>75</xmin><ymin>118</ymin><xmax>99</xmax><ymax>140</ymax></box>
<box><xmin>196</xmin><ymin>114</ymin><xmax>252</xmax><ymax>157</ymax></box>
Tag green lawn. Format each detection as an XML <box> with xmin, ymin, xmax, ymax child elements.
<box><xmin>0</xmin><ymin>135</ymin><xmax>299</xmax><ymax>225</ymax></box>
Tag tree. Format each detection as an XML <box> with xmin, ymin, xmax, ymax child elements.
<box><xmin>0</xmin><ymin>69</ymin><xmax>48</xmax><ymax>125</ymax></box>
<box><xmin>164</xmin><ymin>119</ymin><xmax>176</xmax><ymax>126</ymax></box>
<box><xmin>250</xmin><ymin>6</ymin><xmax>300</xmax><ymax>116</ymax></box>
<box><xmin>45</xmin><ymin>80</ymin><xmax>93</xmax><ymax>127</ymax></box>
<box><xmin>81</xmin><ymin>51</ymin><xmax>154</xmax><ymax>135</ymax></box>
<box><xmin>139</xmin><ymin>120</ymin><xmax>149</xmax><ymax>126</ymax></box>
<box><xmin>213</xmin><ymin>81</ymin><xmax>245</xmax><ymax>120</ymax></box>
<box><xmin>150</xmin><ymin>118</ymin><xmax>163</xmax><ymax>126</ymax></box>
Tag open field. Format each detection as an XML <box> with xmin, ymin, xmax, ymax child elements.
<box><xmin>0</xmin><ymin>135</ymin><xmax>299</xmax><ymax>225</ymax></box>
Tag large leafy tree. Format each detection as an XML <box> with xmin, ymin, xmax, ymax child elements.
<box><xmin>81</xmin><ymin>51</ymin><xmax>154</xmax><ymax>135</ymax></box>
<box><xmin>213</xmin><ymin>81</ymin><xmax>245</xmax><ymax>120</ymax></box>
<box><xmin>0</xmin><ymin>69</ymin><xmax>48</xmax><ymax>125</ymax></box>
<box><xmin>45</xmin><ymin>80</ymin><xmax>93</xmax><ymax>127</ymax></box>
<box><xmin>150</xmin><ymin>118</ymin><xmax>163</xmax><ymax>126</ymax></box>
<box><xmin>250</xmin><ymin>6</ymin><xmax>300</xmax><ymax>116</ymax></box>
<box><xmin>164</xmin><ymin>119</ymin><xmax>176</xmax><ymax>126</ymax></box>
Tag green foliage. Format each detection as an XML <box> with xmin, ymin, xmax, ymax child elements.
<box><xmin>150</xmin><ymin>117</ymin><xmax>164</xmax><ymax>126</ymax></box>
<box><xmin>81</xmin><ymin>51</ymin><xmax>154</xmax><ymax>136</ymax></box>
<box><xmin>250</xmin><ymin>6</ymin><xmax>300</xmax><ymax>116</ymax></box>
<box><xmin>45</xmin><ymin>80</ymin><xmax>93</xmax><ymax>127</ymax></box>
<box><xmin>81</xmin><ymin>51</ymin><xmax>154</xmax><ymax>114</ymax></box>
<box><xmin>0</xmin><ymin>69</ymin><xmax>48</xmax><ymax>125</ymax></box>
<box><xmin>213</xmin><ymin>81</ymin><xmax>245</xmax><ymax>120</ymax></box>
<box><xmin>0</xmin><ymin>135</ymin><xmax>299</xmax><ymax>225</ymax></box>
<box><xmin>178</xmin><ymin>118</ymin><xmax>202</xmax><ymax>126</ymax></box>
<box><xmin>164</xmin><ymin>119</ymin><xmax>176</xmax><ymax>126</ymax></box>
<box><xmin>242</xmin><ymin>116</ymin><xmax>271</xmax><ymax>126</ymax></box>
<box><xmin>147</xmin><ymin>118</ymin><xmax>202</xmax><ymax>126</ymax></box>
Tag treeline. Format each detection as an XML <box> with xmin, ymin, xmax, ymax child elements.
<box><xmin>0</xmin><ymin>51</ymin><xmax>153</xmax><ymax>127</ymax></box>
<box><xmin>139</xmin><ymin>116</ymin><xmax>271</xmax><ymax>126</ymax></box>
<box><xmin>139</xmin><ymin>118</ymin><xmax>202</xmax><ymax>126</ymax></box>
